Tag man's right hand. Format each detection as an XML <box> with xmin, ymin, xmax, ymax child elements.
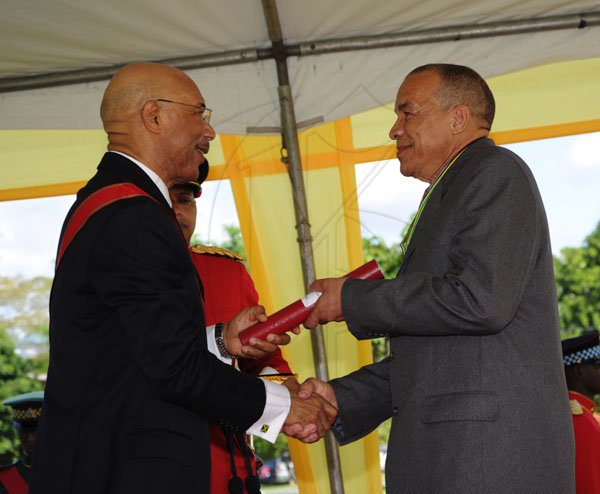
<box><xmin>304</xmin><ymin>277</ymin><xmax>346</xmax><ymax>329</ymax></box>
<box><xmin>297</xmin><ymin>378</ymin><xmax>338</xmax><ymax>408</ymax></box>
<box><xmin>282</xmin><ymin>378</ymin><xmax>337</xmax><ymax>443</ymax></box>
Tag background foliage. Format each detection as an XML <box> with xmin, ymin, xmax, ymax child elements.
<box><xmin>554</xmin><ymin>222</ymin><xmax>600</xmax><ymax>339</ymax></box>
<box><xmin>0</xmin><ymin>326</ymin><xmax>43</xmax><ymax>464</ymax></box>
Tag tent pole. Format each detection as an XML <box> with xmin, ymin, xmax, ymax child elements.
<box><xmin>262</xmin><ymin>1</ymin><xmax>345</xmax><ymax>493</ymax></box>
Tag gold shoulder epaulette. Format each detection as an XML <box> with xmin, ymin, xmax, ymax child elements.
<box><xmin>190</xmin><ymin>244</ymin><xmax>243</xmax><ymax>261</ymax></box>
<box><xmin>570</xmin><ymin>399</ymin><xmax>584</xmax><ymax>416</ymax></box>
<box><xmin>259</xmin><ymin>373</ymin><xmax>298</xmax><ymax>385</ymax></box>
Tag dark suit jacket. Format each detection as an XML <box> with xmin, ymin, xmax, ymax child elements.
<box><xmin>332</xmin><ymin>138</ymin><xmax>575</xmax><ymax>493</ymax></box>
<box><xmin>30</xmin><ymin>153</ymin><xmax>266</xmax><ymax>494</ymax></box>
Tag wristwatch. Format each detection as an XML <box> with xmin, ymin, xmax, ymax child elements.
<box><xmin>215</xmin><ymin>322</ymin><xmax>237</xmax><ymax>359</ymax></box>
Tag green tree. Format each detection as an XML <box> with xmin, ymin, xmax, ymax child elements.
<box><xmin>0</xmin><ymin>276</ymin><xmax>51</xmax><ymax>342</ymax></box>
<box><xmin>192</xmin><ymin>224</ymin><xmax>249</xmax><ymax>269</ymax></box>
<box><xmin>0</xmin><ymin>326</ymin><xmax>43</xmax><ymax>465</ymax></box>
<box><xmin>192</xmin><ymin>224</ymin><xmax>246</xmax><ymax>258</ymax></box>
<box><xmin>217</xmin><ymin>225</ymin><xmax>247</xmax><ymax>259</ymax></box>
<box><xmin>554</xmin><ymin>221</ymin><xmax>600</xmax><ymax>338</ymax></box>
<box><xmin>0</xmin><ymin>276</ymin><xmax>51</xmax><ymax>380</ymax></box>
<box><xmin>362</xmin><ymin>235</ymin><xmax>403</xmax><ymax>280</ymax></box>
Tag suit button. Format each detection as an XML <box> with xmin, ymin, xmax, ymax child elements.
<box><xmin>389</xmin><ymin>351</ymin><xmax>394</xmax><ymax>359</ymax></box>
<box><xmin>393</xmin><ymin>406</ymin><xmax>399</xmax><ymax>414</ymax></box>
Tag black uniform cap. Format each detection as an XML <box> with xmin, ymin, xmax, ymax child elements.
<box><xmin>2</xmin><ymin>390</ymin><xmax>44</xmax><ymax>430</ymax></box>
<box><xmin>187</xmin><ymin>159</ymin><xmax>209</xmax><ymax>198</ymax></box>
<box><xmin>562</xmin><ymin>331</ymin><xmax>600</xmax><ymax>367</ymax></box>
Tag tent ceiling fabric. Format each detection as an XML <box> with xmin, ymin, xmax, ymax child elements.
<box><xmin>2</xmin><ymin>0</ymin><xmax>599</xmax><ymax>75</ymax></box>
<box><xmin>1</xmin><ymin>1</ymin><xmax>599</xmax><ymax>134</ymax></box>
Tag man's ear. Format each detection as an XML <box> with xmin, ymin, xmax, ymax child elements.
<box><xmin>141</xmin><ymin>100</ymin><xmax>162</xmax><ymax>134</ymax></box>
<box><xmin>450</xmin><ymin>104</ymin><xmax>470</xmax><ymax>134</ymax></box>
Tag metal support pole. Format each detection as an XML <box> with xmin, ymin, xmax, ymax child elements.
<box><xmin>278</xmin><ymin>84</ymin><xmax>334</xmax><ymax>381</ymax></box>
<box><xmin>262</xmin><ymin>1</ymin><xmax>345</xmax><ymax>493</ymax></box>
<box><xmin>278</xmin><ymin>58</ymin><xmax>346</xmax><ymax>494</ymax></box>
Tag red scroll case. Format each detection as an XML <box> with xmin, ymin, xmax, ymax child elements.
<box><xmin>239</xmin><ymin>260</ymin><xmax>384</xmax><ymax>346</ymax></box>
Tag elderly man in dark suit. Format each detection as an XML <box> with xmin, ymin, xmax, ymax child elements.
<box><xmin>294</xmin><ymin>64</ymin><xmax>574</xmax><ymax>493</ymax></box>
<box><xmin>30</xmin><ymin>62</ymin><xmax>335</xmax><ymax>494</ymax></box>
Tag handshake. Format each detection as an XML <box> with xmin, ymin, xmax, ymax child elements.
<box><xmin>281</xmin><ymin>377</ymin><xmax>338</xmax><ymax>443</ymax></box>
<box><xmin>224</xmin><ymin>267</ymin><xmax>375</xmax><ymax>443</ymax></box>
<box><xmin>222</xmin><ymin>303</ymin><xmax>339</xmax><ymax>444</ymax></box>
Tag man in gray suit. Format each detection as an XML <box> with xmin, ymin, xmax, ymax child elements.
<box><xmin>292</xmin><ymin>64</ymin><xmax>575</xmax><ymax>493</ymax></box>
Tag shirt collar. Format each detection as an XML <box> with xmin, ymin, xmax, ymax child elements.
<box><xmin>109</xmin><ymin>151</ymin><xmax>172</xmax><ymax>207</ymax></box>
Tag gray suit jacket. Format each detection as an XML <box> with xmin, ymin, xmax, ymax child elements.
<box><xmin>332</xmin><ymin>138</ymin><xmax>574</xmax><ymax>493</ymax></box>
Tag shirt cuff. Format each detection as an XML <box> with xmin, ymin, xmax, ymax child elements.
<box><xmin>247</xmin><ymin>380</ymin><xmax>290</xmax><ymax>443</ymax></box>
<box><xmin>206</xmin><ymin>324</ymin><xmax>233</xmax><ymax>365</ymax></box>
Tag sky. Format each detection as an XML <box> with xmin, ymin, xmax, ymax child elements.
<box><xmin>0</xmin><ymin>132</ymin><xmax>599</xmax><ymax>279</ymax></box>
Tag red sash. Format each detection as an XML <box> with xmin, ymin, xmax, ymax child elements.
<box><xmin>55</xmin><ymin>183</ymin><xmax>157</xmax><ymax>269</ymax></box>
<box><xmin>0</xmin><ymin>464</ymin><xmax>28</xmax><ymax>493</ymax></box>
<box><xmin>54</xmin><ymin>182</ymin><xmax>203</xmax><ymax>298</ymax></box>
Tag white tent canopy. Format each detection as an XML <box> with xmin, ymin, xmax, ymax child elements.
<box><xmin>1</xmin><ymin>0</ymin><xmax>600</xmax><ymax>133</ymax></box>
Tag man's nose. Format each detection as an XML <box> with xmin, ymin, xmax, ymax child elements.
<box><xmin>389</xmin><ymin>117</ymin><xmax>404</xmax><ymax>140</ymax></box>
<box><xmin>204</xmin><ymin>122</ymin><xmax>216</xmax><ymax>141</ymax></box>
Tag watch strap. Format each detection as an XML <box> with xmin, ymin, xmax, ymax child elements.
<box><xmin>215</xmin><ymin>322</ymin><xmax>237</xmax><ymax>359</ymax></box>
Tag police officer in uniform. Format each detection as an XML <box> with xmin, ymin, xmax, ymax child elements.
<box><xmin>562</xmin><ymin>331</ymin><xmax>600</xmax><ymax>494</ymax></box>
<box><xmin>0</xmin><ymin>391</ymin><xmax>43</xmax><ymax>494</ymax></box>
<box><xmin>170</xmin><ymin>159</ymin><xmax>294</xmax><ymax>494</ymax></box>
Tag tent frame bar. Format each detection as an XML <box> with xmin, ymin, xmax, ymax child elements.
<box><xmin>1</xmin><ymin>11</ymin><xmax>599</xmax><ymax>92</ymax></box>
<box><xmin>296</xmin><ymin>10</ymin><xmax>600</xmax><ymax>55</ymax></box>
<box><xmin>261</xmin><ymin>1</ymin><xmax>345</xmax><ymax>493</ymax></box>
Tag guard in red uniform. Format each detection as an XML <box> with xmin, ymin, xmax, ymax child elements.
<box><xmin>0</xmin><ymin>391</ymin><xmax>43</xmax><ymax>494</ymax></box>
<box><xmin>562</xmin><ymin>331</ymin><xmax>600</xmax><ymax>494</ymax></box>
<box><xmin>170</xmin><ymin>159</ymin><xmax>293</xmax><ymax>494</ymax></box>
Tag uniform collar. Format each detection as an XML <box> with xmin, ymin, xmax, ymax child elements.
<box><xmin>568</xmin><ymin>390</ymin><xmax>597</xmax><ymax>413</ymax></box>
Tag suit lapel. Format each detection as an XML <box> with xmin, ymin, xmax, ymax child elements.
<box><xmin>398</xmin><ymin>186</ymin><xmax>441</xmax><ymax>274</ymax></box>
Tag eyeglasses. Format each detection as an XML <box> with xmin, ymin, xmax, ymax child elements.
<box><xmin>157</xmin><ymin>98</ymin><xmax>212</xmax><ymax>123</ymax></box>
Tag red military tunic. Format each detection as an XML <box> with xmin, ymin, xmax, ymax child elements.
<box><xmin>0</xmin><ymin>461</ymin><xmax>29</xmax><ymax>494</ymax></box>
<box><xmin>190</xmin><ymin>245</ymin><xmax>291</xmax><ymax>493</ymax></box>
<box><xmin>569</xmin><ymin>390</ymin><xmax>600</xmax><ymax>494</ymax></box>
